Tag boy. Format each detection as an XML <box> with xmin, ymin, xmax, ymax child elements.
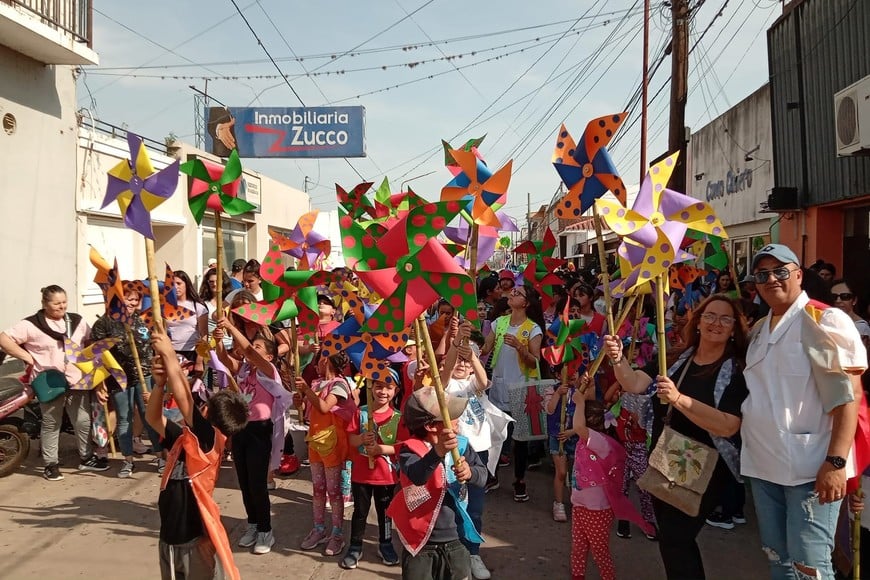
<box><xmin>387</xmin><ymin>387</ymin><xmax>488</xmax><ymax>579</ymax></box>
<box><xmin>146</xmin><ymin>333</ymin><xmax>249</xmax><ymax>580</ymax></box>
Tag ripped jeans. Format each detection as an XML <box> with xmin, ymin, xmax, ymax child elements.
<box><xmin>747</xmin><ymin>477</ymin><xmax>841</xmax><ymax>580</ymax></box>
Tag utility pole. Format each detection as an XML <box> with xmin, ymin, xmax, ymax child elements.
<box><xmin>668</xmin><ymin>0</ymin><xmax>690</xmax><ymax>194</ymax></box>
<box><xmin>527</xmin><ymin>191</ymin><xmax>531</xmax><ymax>241</ymax></box>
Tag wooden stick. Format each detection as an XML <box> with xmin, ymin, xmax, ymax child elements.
<box><xmin>125</xmin><ymin>324</ymin><xmax>149</xmax><ymax>394</ymax></box>
<box><xmin>214</xmin><ymin>210</ymin><xmax>224</xmax><ymax>320</ymax></box>
<box><xmin>854</xmin><ymin>490</ymin><xmax>863</xmax><ymax>580</ymax></box>
<box><xmin>580</xmin><ymin>294</ymin><xmax>638</xmax><ymax>393</ymax></box>
<box><xmin>467</xmin><ymin>223</ymin><xmax>480</xmax><ymax>306</ymax></box>
<box><xmin>290</xmin><ymin>318</ymin><xmax>304</xmax><ymax>424</ymax></box>
<box><xmin>365</xmin><ymin>378</ymin><xmax>376</xmax><ymax>469</ymax></box>
<box><xmin>592</xmin><ymin>204</ymin><xmax>615</xmax><ymax>334</ymax></box>
<box><xmin>413</xmin><ymin>318</ymin><xmax>423</xmax><ymax>369</ymax></box>
<box><xmin>145</xmin><ymin>238</ymin><xmax>165</xmax><ymax>334</ymax></box>
<box><xmin>654</xmin><ymin>274</ymin><xmax>668</xmax><ymax>403</ymax></box>
<box><xmin>625</xmin><ymin>298</ymin><xmax>645</xmax><ymax>368</ymax></box>
<box><xmin>417</xmin><ymin>314</ymin><xmax>462</xmax><ymax>465</ymax></box>
<box><xmin>558</xmin><ymin>365</ymin><xmax>568</xmax><ymax>456</ymax></box>
<box><xmin>103</xmin><ymin>400</ymin><xmax>116</xmax><ymax>457</ymax></box>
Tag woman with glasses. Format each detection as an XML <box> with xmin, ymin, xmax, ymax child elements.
<box><xmin>602</xmin><ymin>294</ymin><xmax>749</xmax><ymax>579</ymax></box>
<box><xmin>830</xmin><ymin>280</ymin><xmax>870</xmax><ymax>340</ymax></box>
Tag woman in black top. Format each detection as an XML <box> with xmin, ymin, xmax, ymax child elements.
<box><xmin>603</xmin><ymin>294</ymin><xmax>749</xmax><ymax>579</ymax></box>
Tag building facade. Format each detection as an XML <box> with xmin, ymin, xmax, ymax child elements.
<box><xmin>687</xmin><ymin>84</ymin><xmax>774</xmax><ymax>280</ymax></box>
<box><xmin>767</xmin><ymin>0</ymin><xmax>870</xmax><ymax>286</ymax></box>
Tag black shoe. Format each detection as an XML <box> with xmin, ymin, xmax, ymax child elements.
<box><xmin>339</xmin><ymin>543</ymin><xmax>362</xmax><ymax>570</ymax></box>
<box><xmin>498</xmin><ymin>454</ymin><xmax>511</xmax><ymax>468</ymax></box>
<box><xmin>527</xmin><ymin>456</ymin><xmax>543</xmax><ymax>469</ymax></box>
<box><xmin>378</xmin><ymin>542</ymin><xmax>399</xmax><ymax>566</ymax></box>
<box><xmin>513</xmin><ymin>480</ymin><xmax>529</xmax><ymax>502</ymax></box>
<box><xmin>733</xmin><ymin>512</ymin><xmax>747</xmax><ymax>524</ymax></box>
<box><xmin>78</xmin><ymin>454</ymin><xmax>109</xmax><ymax>472</ymax></box>
<box><xmin>616</xmin><ymin>520</ymin><xmax>632</xmax><ymax>539</ymax></box>
<box><xmin>644</xmin><ymin>525</ymin><xmax>658</xmax><ymax>541</ymax></box>
<box><xmin>43</xmin><ymin>464</ymin><xmax>63</xmax><ymax>481</ymax></box>
<box><xmin>705</xmin><ymin>512</ymin><xmax>735</xmax><ymax>530</ymax></box>
<box><xmin>484</xmin><ymin>474</ymin><xmax>500</xmax><ymax>494</ymax></box>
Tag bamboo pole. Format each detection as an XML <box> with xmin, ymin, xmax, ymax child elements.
<box><xmin>214</xmin><ymin>210</ymin><xmax>224</xmax><ymax>319</ymax></box>
<box><xmin>558</xmin><ymin>365</ymin><xmax>568</xmax><ymax>456</ymax></box>
<box><xmin>145</xmin><ymin>238</ymin><xmax>165</xmax><ymax>334</ymax></box>
<box><xmin>625</xmin><ymin>298</ymin><xmax>645</xmax><ymax>368</ymax></box>
<box><xmin>103</xmin><ymin>401</ymin><xmax>116</xmax><ymax>457</ymax></box>
<box><xmin>467</xmin><ymin>223</ymin><xmax>480</xmax><ymax>306</ymax></box>
<box><xmin>413</xmin><ymin>318</ymin><xmax>423</xmax><ymax>369</ymax></box>
<box><xmin>592</xmin><ymin>204</ymin><xmax>615</xmax><ymax>334</ymax></box>
<box><xmin>290</xmin><ymin>318</ymin><xmax>304</xmax><ymax>424</ymax></box>
<box><xmin>654</xmin><ymin>274</ymin><xmax>668</xmax><ymax>403</ymax></box>
<box><xmin>125</xmin><ymin>324</ymin><xmax>149</xmax><ymax>394</ymax></box>
<box><xmin>580</xmin><ymin>294</ymin><xmax>638</xmax><ymax>394</ymax></box>
<box><xmin>365</xmin><ymin>378</ymin><xmax>376</xmax><ymax>469</ymax></box>
<box><xmin>417</xmin><ymin>314</ymin><xmax>462</xmax><ymax>465</ymax></box>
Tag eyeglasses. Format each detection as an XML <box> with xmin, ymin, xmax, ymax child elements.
<box><xmin>510</xmin><ymin>288</ymin><xmax>527</xmax><ymax>298</ymax></box>
<box><xmin>700</xmin><ymin>313</ymin><xmax>736</xmax><ymax>326</ymax></box>
<box><xmin>832</xmin><ymin>292</ymin><xmax>855</xmax><ymax>301</ymax></box>
<box><xmin>749</xmin><ymin>267</ymin><xmax>799</xmax><ymax>284</ymax></box>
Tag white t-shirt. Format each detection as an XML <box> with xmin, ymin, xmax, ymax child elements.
<box><xmin>168</xmin><ymin>300</ymin><xmax>208</xmax><ymax>351</ymax></box>
<box><xmin>741</xmin><ymin>292</ymin><xmax>868</xmax><ymax>485</ymax></box>
<box><xmin>490</xmin><ymin>320</ymin><xmax>542</xmax><ymax>412</ymax></box>
<box><xmin>446</xmin><ymin>375</ymin><xmax>491</xmax><ymax>452</ymax></box>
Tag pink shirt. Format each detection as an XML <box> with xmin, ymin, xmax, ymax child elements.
<box><xmin>571</xmin><ymin>430</ymin><xmax>611</xmax><ymax>510</ymax></box>
<box><xmin>238</xmin><ymin>362</ymin><xmax>276</xmax><ymax>421</ymax></box>
<box><xmin>5</xmin><ymin>317</ymin><xmax>91</xmax><ymax>385</ymax></box>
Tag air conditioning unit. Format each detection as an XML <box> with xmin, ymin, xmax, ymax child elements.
<box><xmin>834</xmin><ymin>75</ymin><xmax>870</xmax><ymax>156</ymax></box>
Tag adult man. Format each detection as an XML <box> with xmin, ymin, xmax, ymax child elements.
<box><xmin>741</xmin><ymin>244</ymin><xmax>866</xmax><ymax>579</ymax></box>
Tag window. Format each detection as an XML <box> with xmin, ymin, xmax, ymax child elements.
<box><xmin>201</xmin><ymin>217</ymin><xmax>248</xmax><ymax>272</ymax></box>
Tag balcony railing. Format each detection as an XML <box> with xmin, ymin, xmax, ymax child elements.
<box><xmin>4</xmin><ymin>0</ymin><xmax>92</xmax><ymax>46</ymax></box>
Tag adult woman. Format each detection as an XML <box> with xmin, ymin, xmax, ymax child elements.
<box><xmin>167</xmin><ymin>270</ymin><xmax>208</xmax><ymax>367</ymax></box>
<box><xmin>714</xmin><ymin>272</ymin><xmax>737</xmax><ymax>296</ymax></box>
<box><xmin>603</xmin><ymin>294</ymin><xmax>749</xmax><ymax>579</ymax></box>
<box><xmin>0</xmin><ymin>285</ymin><xmax>99</xmax><ymax>481</ymax></box>
<box><xmin>481</xmin><ymin>285</ymin><xmax>545</xmax><ymax>503</ymax></box>
<box><xmin>200</xmin><ymin>268</ymin><xmax>232</xmax><ymax>349</ymax></box>
<box><xmin>90</xmin><ymin>287</ymin><xmax>154</xmax><ymax>478</ymax></box>
<box><xmin>831</xmin><ymin>279</ymin><xmax>870</xmax><ymax>340</ymax></box>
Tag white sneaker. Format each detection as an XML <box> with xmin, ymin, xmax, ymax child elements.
<box><xmin>470</xmin><ymin>554</ymin><xmax>491</xmax><ymax>579</ymax></box>
<box><xmin>238</xmin><ymin>523</ymin><xmax>258</xmax><ymax>547</ymax></box>
<box><xmin>552</xmin><ymin>501</ymin><xmax>568</xmax><ymax>523</ymax></box>
<box><xmin>253</xmin><ymin>530</ymin><xmax>275</xmax><ymax>555</ymax></box>
<box><xmin>132</xmin><ymin>437</ymin><xmax>149</xmax><ymax>454</ymax></box>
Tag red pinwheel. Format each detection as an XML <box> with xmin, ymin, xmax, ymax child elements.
<box><xmin>552</xmin><ymin>113</ymin><xmax>628</xmax><ymax>218</ymax></box>
<box><xmin>542</xmin><ymin>298</ymin><xmax>588</xmax><ymax>375</ymax></box>
<box><xmin>441</xmin><ymin>149</ymin><xmax>511</xmax><ymax>228</ymax></box>
<box><xmin>514</xmin><ymin>228</ymin><xmax>566</xmax><ymax>310</ymax></box>
<box><xmin>232</xmin><ymin>270</ymin><xmax>331</xmax><ymax>331</ymax></box>
<box><xmin>356</xmin><ymin>201</ymin><xmax>479</xmax><ymax>334</ymax></box>
<box><xmin>336</xmin><ymin>181</ymin><xmax>375</xmax><ymax>220</ymax></box>
<box><xmin>180</xmin><ymin>150</ymin><xmax>256</xmax><ymax>224</ymax></box>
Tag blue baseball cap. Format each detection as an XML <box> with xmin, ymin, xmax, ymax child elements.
<box><xmin>751</xmin><ymin>244</ymin><xmax>800</xmax><ymax>271</ymax></box>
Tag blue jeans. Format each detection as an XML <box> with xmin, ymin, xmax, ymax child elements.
<box><xmin>461</xmin><ymin>450</ymin><xmax>487</xmax><ymax>556</ymax></box>
<box><xmin>748</xmin><ymin>477</ymin><xmax>841</xmax><ymax>579</ymax></box>
<box><xmin>112</xmin><ymin>381</ymin><xmax>159</xmax><ymax>457</ymax></box>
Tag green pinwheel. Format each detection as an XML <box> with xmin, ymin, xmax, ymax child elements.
<box><xmin>180</xmin><ymin>150</ymin><xmax>256</xmax><ymax>224</ymax></box>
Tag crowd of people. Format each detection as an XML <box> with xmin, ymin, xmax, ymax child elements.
<box><xmin>1</xmin><ymin>242</ymin><xmax>869</xmax><ymax>580</ymax></box>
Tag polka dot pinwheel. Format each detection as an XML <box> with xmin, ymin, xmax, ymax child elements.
<box><xmin>320</xmin><ymin>285</ymin><xmax>407</xmax><ymax>384</ymax></box>
<box><xmin>180</xmin><ymin>149</ymin><xmax>256</xmax><ymax>224</ymax></box>
<box><xmin>232</xmin><ymin>269</ymin><xmax>332</xmax><ymax>331</ymax></box>
<box><xmin>64</xmin><ymin>337</ymin><xmax>127</xmax><ymax>391</ymax></box>
<box><xmin>552</xmin><ymin>114</ymin><xmax>628</xmax><ymax>218</ymax></box>
<box><xmin>596</xmin><ymin>152</ymin><xmax>727</xmax><ymax>286</ymax></box>
<box><xmin>103</xmin><ymin>133</ymin><xmax>179</xmax><ymax>239</ymax></box>
<box><xmin>440</xmin><ymin>149</ymin><xmax>511</xmax><ymax>228</ymax></box>
<box><xmin>89</xmin><ymin>246</ymin><xmax>128</xmax><ymax>323</ymax></box>
<box><xmin>355</xmin><ymin>201</ymin><xmax>479</xmax><ymax>334</ymax></box>
<box><xmin>122</xmin><ymin>264</ymin><xmax>195</xmax><ymax>331</ymax></box>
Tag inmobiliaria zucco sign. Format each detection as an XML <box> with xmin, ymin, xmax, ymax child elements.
<box><xmin>205</xmin><ymin>106</ymin><xmax>366</xmax><ymax>158</ymax></box>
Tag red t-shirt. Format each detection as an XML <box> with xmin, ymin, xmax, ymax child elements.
<box><xmin>346</xmin><ymin>407</ymin><xmax>401</xmax><ymax>486</ymax></box>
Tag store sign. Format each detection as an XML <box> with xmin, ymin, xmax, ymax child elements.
<box><xmin>705</xmin><ymin>168</ymin><xmax>753</xmax><ymax>202</ymax></box>
<box><xmin>204</xmin><ymin>106</ymin><xmax>366</xmax><ymax>159</ymax></box>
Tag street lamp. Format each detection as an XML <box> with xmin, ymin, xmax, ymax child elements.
<box><xmin>400</xmin><ymin>171</ymin><xmax>436</xmax><ymax>192</ymax></box>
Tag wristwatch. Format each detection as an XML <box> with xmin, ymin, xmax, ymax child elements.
<box><xmin>825</xmin><ymin>455</ymin><xmax>847</xmax><ymax>470</ymax></box>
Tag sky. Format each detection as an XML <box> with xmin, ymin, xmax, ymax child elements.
<box><xmin>79</xmin><ymin>0</ymin><xmax>782</xmax><ymax>226</ymax></box>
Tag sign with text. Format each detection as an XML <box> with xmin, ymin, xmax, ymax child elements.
<box><xmin>205</xmin><ymin>106</ymin><xmax>366</xmax><ymax>159</ymax></box>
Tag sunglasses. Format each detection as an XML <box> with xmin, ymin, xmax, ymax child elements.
<box><xmin>700</xmin><ymin>313</ymin><xmax>736</xmax><ymax>326</ymax></box>
<box><xmin>748</xmin><ymin>266</ymin><xmax>799</xmax><ymax>284</ymax></box>
<box><xmin>832</xmin><ymin>292</ymin><xmax>855</xmax><ymax>301</ymax></box>
<box><xmin>510</xmin><ymin>288</ymin><xmax>527</xmax><ymax>298</ymax></box>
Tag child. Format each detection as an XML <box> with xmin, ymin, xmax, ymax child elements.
<box><xmin>146</xmin><ymin>332</ymin><xmax>248</xmax><ymax>580</ymax></box>
<box><xmin>386</xmin><ymin>386</ymin><xmax>487</xmax><ymax>579</ymax></box>
<box><xmin>215</xmin><ymin>318</ymin><xmax>292</xmax><ymax>555</ymax></box>
<box><xmin>340</xmin><ymin>372</ymin><xmax>402</xmax><ymax>570</ymax></box>
<box><xmin>543</xmin><ymin>365</ymin><xmax>581</xmax><ymax>523</ymax></box>
<box><xmin>570</xmin><ymin>385</ymin><xmax>653</xmax><ymax>580</ymax></box>
<box><xmin>296</xmin><ymin>350</ymin><xmax>354</xmax><ymax>557</ymax></box>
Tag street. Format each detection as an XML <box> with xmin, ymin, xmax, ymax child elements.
<box><xmin>0</xmin><ymin>430</ymin><xmax>768</xmax><ymax>579</ymax></box>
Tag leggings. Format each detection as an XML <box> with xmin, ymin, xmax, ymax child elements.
<box><xmin>622</xmin><ymin>441</ymin><xmax>657</xmax><ymax>525</ymax></box>
<box><xmin>349</xmin><ymin>482</ymin><xmax>395</xmax><ymax>545</ymax></box>
<box><xmin>571</xmin><ymin>505</ymin><xmax>615</xmax><ymax>580</ymax></box>
<box><xmin>311</xmin><ymin>461</ymin><xmax>344</xmax><ymax>532</ymax></box>
<box><xmin>232</xmin><ymin>420</ymin><xmax>273</xmax><ymax>532</ymax></box>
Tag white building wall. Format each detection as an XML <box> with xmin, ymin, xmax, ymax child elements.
<box><xmin>0</xmin><ymin>45</ymin><xmax>80</xmax><ymax>330</ymax></box>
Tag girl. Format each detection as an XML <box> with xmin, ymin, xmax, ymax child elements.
<box><xmin>168</xmin><ymin>270</ymin><xmax>208</xmax><ymax>372</ymax></box>
<box><xmin>340</xmin><ymin>373</ymin><xmax>401</xmax><ymax>570</ymax></box>
<box><xmin>570</xmin><ymin>385</ymin><xmax>654</xmax><ymax>580</ymax></box>
<box><xmin>215</xmin><ymin>318</ymin><xmax>291</xmax><ymax>556</ymax></box>
<box><xmin>543</xmin><ymin>366</ymin><xmax>580</xmax><ymax>523</ymax></box>
<box><xmin>296</xmin><ymin>350</ymin><xmax>353</xmax><ymax>558</ymax></box>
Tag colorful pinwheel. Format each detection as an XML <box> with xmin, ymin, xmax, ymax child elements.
<box><xmin>123</xmin><ymin>264</ymin><xmax>195</xmax><ymax>330</ymax></box>
<box><xmin>552</xmin><ymin>114</ymin><xmax>628</xmax><ymax>218</ymax></box>
<box><xmin>514</xmin><ymin>228</ymin><xmax>566</xmax><ymax>309</ymax></box>
<box><xmin>180</xmin><ymin>149</ymin><xmax>256</xmax><ymax>224</ymax></box>
<box><xmin>441</xmin><ymin>149</ymin><xmax>511</xmax><ymax>228</ymax></box>
<box><xmin>320</xmin><ymin>285</ymin><xmax>407</xmax><ymax>384</ymax></box>
<box><xmin>443</xmin><ymin>136</ymin><xmax>485</xmax><ymax>176</ymax></box>
<box><xmin>65</xmin><ymin>337</ymin><xmax>127</xmax><ymax>391</ymax></box>
<box><xmin>596</xmin><ymin>152</ymin><xmax>727</xmax><ymax>284</ymax></box>
<box><xmin>336</xmin><ymin>181</ymin><xmax>375</xmax><ymax>220</ymax></box>
<box><xmin>443</xmin><ymin>210</ymin><xmax>519</xmax><ymax>269</ymax></box>
<box><xmin>103</xmin><ymin>133</ymin><xmax>179</xmax><ymax>239</ymax></box>
<box><xmin>233</xmin><ymin>269</ymin><xmax>331</xmax><ymax>331</ymax></box>
<box><xmin>542</xmin><ymin>298</ymin><xmax>588</xmax><ymax>375</ymax></box>
<box><xmin>89</xmin><ymin>247</ymin><xmax>128</xmax><ymax>323</ymax></box>
<box><xmin>356</xmin><ymin>201</ymin><xmax>479</xmax><ymax>334</ymax></box>
<box><xmin>261</xmin><ymin>211</ymin><xmax>330</xmax><ymax>279</ymax></box>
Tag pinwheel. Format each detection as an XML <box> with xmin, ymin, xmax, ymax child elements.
<box><xmin>669</xmin><ymin>263</ymin><xmax>708</xmax><ymax>292</ymax></box>
<box><xmin>122</xmin><ymin>264</ymin><xmax>195</xmax><ymax>330</ymax></box>
<box><xmin>551</xmin><ymin>114</ymin><xmax>628</xmax><ymax>218</ymax></box>
<box><xmin>441</xmin><ymin>149</ymin><xmax>511</xmax><ymax>229</ymax></box>
<box><xmin>443</xmin><ymin>136</ymin><xmax>485</xmax><ymax>176</ymax></box>
<box><xmin>542</xmin><ymin>299</ymin><xmax>588</xmax><ymax>376</ymax></box>
<box><xmin>443</xmin><ymin>210</ymin><xmax>519</xmax><ymax>269</ymax></box>
<box><xmin>336</xmin><ymin>181</ymin><xmax>375</xmax><ymax>220</ymax></box>
<box><xmin>103</xmin><ymin>133</ymin><xmax>179</xmax><ymax>239</ymax></box>
<box><xmin>338</xmin><ymin>205</ymin><xmax>388</xmax><ymax>272</ymax></box>
<box><xmin>232</xmin><ymin>269</ymin><xmax>330</xmax><ymax>330</ymax></box>
<box><xmin>514</xmin><ymin>228</ymin><xmax>566</xmax><ymax>310</ymax></box>
<box><xmin>320</xmin><ymin>285</ymin><xmax>407</xmax><ymax>384</ymax></box>
<box><xmin>64</xmin><ymin>337</ymin><xmax>127</xmax><ymax>391</ymax></box>
<box><xmin>261</xmin><ymin>211</ymin><xmax>330</xmax><ymax>281</ymax></box>
<box><xmin>356</xmin><ymin>201</ymin><xmax>479</xmax><ymax>334</ymax></box>
<box><xmin>180</xmin><ymin>149</ymin><xmax>256</xmax><ymax>224</ymax></box>
<box><xmin>89</xmin><ymin>246</ymin><xmax>128</xmax><ymax>323</ymax></box>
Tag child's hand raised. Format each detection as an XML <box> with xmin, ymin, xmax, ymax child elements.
<box><xmin>151</xmin><ymin>333</ymin><xmax>175</xmax><ymax>358</ymax></box>
<box><xmin>434</xmin><ymin>427</ymin><xmax>458</xmax><ymax>458</ymax></box>
<box><xmin>556</xmin><ymin>383</ymin><xmax>570</xmax><ymax>396</ymax></box>
<box><xmin>452</xmin><ymin>459</ymin><xmax>471</xmax><ymax>483</ymax></box>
